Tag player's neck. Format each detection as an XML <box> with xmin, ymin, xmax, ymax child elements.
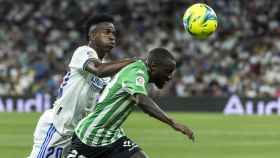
<box><xmin>96</xmin><ymin>50</ymin><xmax>106</xmax><ymax>60</ymax></box>
<box><xmin>88</xmin><ymin>42</ymin><xmax>105</xmax><ymax>60</ymax></box>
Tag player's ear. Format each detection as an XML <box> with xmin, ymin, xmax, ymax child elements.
<box><xmin>88</xmin><ymin>32</ymin><xmax>95</xmax><ymax>41</ymax></box>
<box><xmin>149</xmin><ymin>62</ymin><xmax>158</xmax><ymax>73</ymax></box>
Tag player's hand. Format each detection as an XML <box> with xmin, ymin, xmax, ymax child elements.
<box><xmin>171</xmin><ymin>121</ymin><xmax>195</xmax><ymax>143</ymax></box>
<box><xmin>132</xmin><ymin>57</ymin><xmax>144</xmax><ymax>62</ymax></box>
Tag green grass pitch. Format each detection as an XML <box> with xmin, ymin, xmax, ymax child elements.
<box><xmin>0</xmin><ymin>112</ymin><xmax>279</xmax><ymax>158</ymax></box>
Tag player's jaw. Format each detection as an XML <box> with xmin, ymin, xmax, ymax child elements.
<box><xmin>152</xmin><ymin>63</ymin><xmax>175</xmax><ymax>89</ymax></box>
<box><xmin>154</xmin><ymin>75</ymin><xmax>171</xmax><ymax>89</ymax></box>
<box><xmin>151</xmin><ymin>71</ymin><xmax>173</xmax><ymax>89</ymax></box>
<box><xmin>101</xmin><ymin>36</ymin><xmax>116</xmax><ymax>52</ymax></box>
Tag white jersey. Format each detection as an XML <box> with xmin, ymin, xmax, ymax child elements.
<box><xmin>52</xmin><ymin>45</ymin><xmax>109</xmax><ymax>136</ymax></box>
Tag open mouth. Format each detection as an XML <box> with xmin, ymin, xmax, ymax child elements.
<box><xmin>108</xmin><ymin>43</ymin><xmax>115</xmax><ymax>49</ymax></box>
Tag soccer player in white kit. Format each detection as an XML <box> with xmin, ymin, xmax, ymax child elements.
<box><xmin>28</xmin><ymin>14</ymin><xmax>136</xmax><ymax>158</ymax></box>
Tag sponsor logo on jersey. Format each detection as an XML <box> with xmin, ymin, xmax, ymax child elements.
<box><xmin>90</xmin><ymin>75</ymin><xmax>107</xmax><ymax>89</ymax></box>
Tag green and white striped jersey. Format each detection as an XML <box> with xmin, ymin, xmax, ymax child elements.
<box><xmin>75</xmin><ymin>60</ymin><xmax>149</xmax><ymax>146</ymax></box>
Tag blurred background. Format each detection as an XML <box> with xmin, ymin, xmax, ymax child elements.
<box><xmin>0</xmin><ymin>0</ymin><xmax>279</xmax><ymax>158</ymax></box>
<box><xmin>1</xmin><ymin>0</ymin><xmax>280</xmax><ymax>98</ymax></box>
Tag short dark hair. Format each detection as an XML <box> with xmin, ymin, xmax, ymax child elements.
<box><xmin>85</xmin><ymin>14</ymin><xmax>114</xmax><ymax>41</ymax></box>
<box><xmin>147</xmin><ymin>48</ymin><xmax>175</xmax><ymax>65</ymax></box>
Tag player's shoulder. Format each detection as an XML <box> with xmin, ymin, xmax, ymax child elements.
<box><xmin>74</xmin><ymin>45</ymin><xmax>97</xmax><ymax>56</ymax></box>
<box><xmin>124</xmin><ymin>60</ymin><xmax>148</xmax><ymax>76</ymax></box>
<box><xmin>131</xmin><ymin>60</ymin><xmax>147</xmax><ymax>70</ymax></box>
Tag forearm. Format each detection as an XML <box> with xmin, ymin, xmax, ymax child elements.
<box><xmin>85</xmin><ymin>58</ymin><xmax>135</xmax><ymax>77</ymax></box>
<box><xmin>95</xmin><ymin>59</ymin><xmax>133</xmax><ymax>77</ymax></box>
<box><xmin>135</xmin><ymin>94</ymin><xmax>195</xmax><ymax>141</ymax></box>
<box><xmin>104</xmin><ymin>58</ymin><xmax>133</xmax><ymax>64</ymax></box>
<box><xmin>136</xmin><ymin>95</ymin><xmax>174</xmax><ymax>127</ymax></box>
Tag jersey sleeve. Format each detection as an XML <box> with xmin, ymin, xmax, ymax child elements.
<box><xmin>68</xmin><ymin>46</ymin><xmax>98</xmax><ymax>71</ymax></box>
<box><xmin>121</xmin><ymin>65</ymin><xmax>148</xmax><ymax>96</ymax></box>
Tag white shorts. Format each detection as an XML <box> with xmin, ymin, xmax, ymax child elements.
<box><xmin>28</xmin><ymin>109</ymin><xmax>72</xmax><ymax>158</ymax></box>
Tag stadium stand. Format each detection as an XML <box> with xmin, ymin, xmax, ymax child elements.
<box><xmin>1</xmin><ymin>0</ymin><xmax>280</xmax><ymax>98</ymax></box>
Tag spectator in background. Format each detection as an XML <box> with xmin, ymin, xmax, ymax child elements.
<box><xmin>1</xmin><ymin>0</ymin><xmax>280</xmax><ymax>98</ymax></box>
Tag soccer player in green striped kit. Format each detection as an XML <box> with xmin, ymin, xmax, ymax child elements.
<box><xmin>66</xmin><ymin>48</ymin><xmax>195</xmax><ymax>158</ymax></box>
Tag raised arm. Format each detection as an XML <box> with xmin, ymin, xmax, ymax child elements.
<box><xmin>133</xmin><ymin>93</ymin><xmax>195</xmax><ymax>142</ymax></box>
<box><xmin>85</xmin><ymin>58</ymin><xmax>136</xmax><ymax>77</ymax></box>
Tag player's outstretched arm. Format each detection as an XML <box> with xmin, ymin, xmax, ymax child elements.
<box><xmin>133</xmin><ymin>94</ymin><xmax>195</xmax><ymax>142</ymax></box>
<box><xmin>85</xmin><ymin>58</ymin><xmax>137</xmax><ymax>77</ymax></box>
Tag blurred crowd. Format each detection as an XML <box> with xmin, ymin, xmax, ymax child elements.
<box><xmin>1</xmin><ymin>0</ymin><xmax>280</xmax><ymax>98</ymax></box>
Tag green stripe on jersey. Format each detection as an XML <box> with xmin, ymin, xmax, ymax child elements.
<box><xmin>78</xmin><ymin>97</ymin><xmax>126</xmax><ymax>141</ymax></box>
<box><xmin>86</xmin><ymin>99</ymin><xmax>131</xmax><ymax>145</ymax></box>
<box><xmin>75</xmin><ymin>60</ymin><xmax>149</xmax><ymax>146</ymax></box>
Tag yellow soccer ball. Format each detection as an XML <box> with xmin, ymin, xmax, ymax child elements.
<box><xmin>183</xmin><ymin>3</ymin><xmax>218</xmax><ymax>39</ymax></box>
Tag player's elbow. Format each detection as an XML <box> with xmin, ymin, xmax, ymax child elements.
<box><xmin>94</xmin><ymin>69</ymin><xmax>106</xmax><ymax>77</ymax></box>
<box><xmin>85</xmin><ymin>60</ymin><xmax>108</xmax><ymax>77</ymax></box>
<box><xmin>88</xmin><ymin>65</ymin><xmax>107</xmax><ymax>77</ymax></box>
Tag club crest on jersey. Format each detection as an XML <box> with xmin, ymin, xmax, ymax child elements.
<box><xmin>136</xmin><ymin>76</ymin><xmax>145</xmax><ymax>86</ymax></box>
<box><xmin>86</xmin><ymin>51</ymin><xmax>95</xmax><ymax>58</ymax></box>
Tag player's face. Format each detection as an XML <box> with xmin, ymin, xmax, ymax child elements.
<box><xmin>94</xmin><ymin>22</ymin><xmax>116</xmax><ymax>52</ymax></box>
<box><xmin>151</xmin><ymin>59</ymin><xmax>176</xmax><ymax>89</ymax></box>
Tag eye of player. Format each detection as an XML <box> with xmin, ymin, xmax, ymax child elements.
<box><xmin>103</xmin><ymin>28</ymin><xmax>115</xmax><ymax>36</ymax></box>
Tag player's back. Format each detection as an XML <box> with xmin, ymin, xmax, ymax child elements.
<box><xmin>52</xmin><ymin>45</ymin><xmax>109</xmax><ymax>136</ymax></box>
